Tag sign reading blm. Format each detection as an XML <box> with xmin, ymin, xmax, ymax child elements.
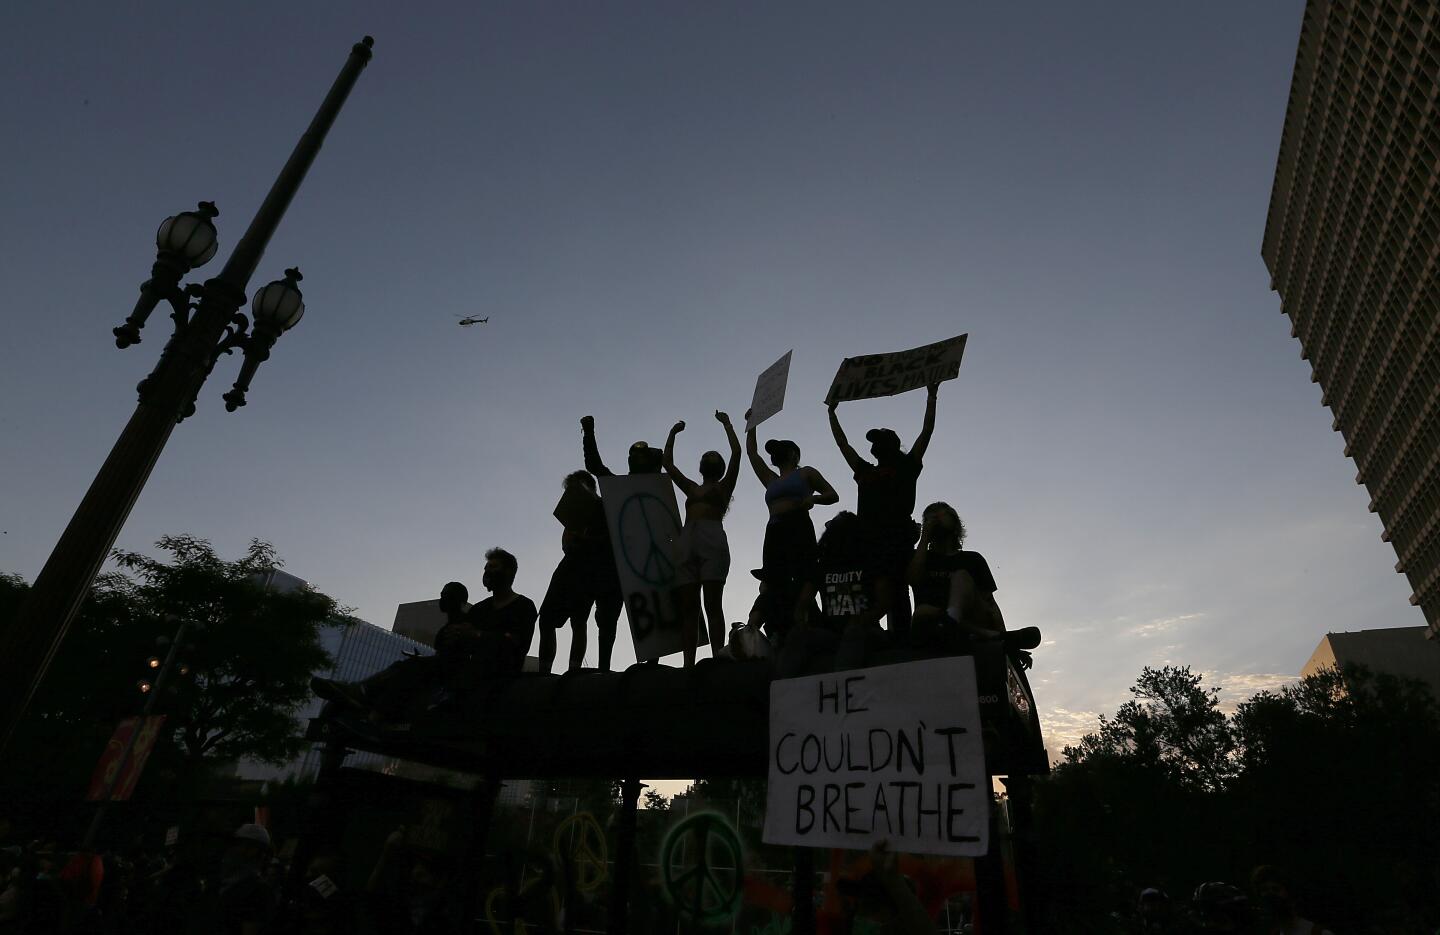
<box><xmin>762</xmin><ymin>657</ymin><xmax>988</xmax><ymax>857</ymax></box>
<box><xmin>825</xmin><ymin>333</ymin><xmax>967</xmax><ymax>404</ymax></box>
<box><xmin>598</xmin><ymin>474</ymin><xmax>695</xmax><ymax>662</ymax></box>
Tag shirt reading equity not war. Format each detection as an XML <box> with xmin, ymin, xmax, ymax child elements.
<box><xmin>763</xmin><ymin>657</ymin><xmax>989</xmax><ymax>858</ymax></box>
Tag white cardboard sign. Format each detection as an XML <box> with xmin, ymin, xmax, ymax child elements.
<box><xmin>598</xmin><ymin>473</ymin><xmax>690</xmax><ymax>662</ymax></box>
<box><xmin>825</xmin><ymin>334</ymin><xmax>967</xmax><ymax>404</ymax></box>
<box><xmin>762</xmin><ymin>657</ymin><xmax>989</xmax><ymax>857</ymax></box>
<box><xmin>746</xmin><ymin>350</ymin><xmax>793</xmax><ymax>432</ymax></box>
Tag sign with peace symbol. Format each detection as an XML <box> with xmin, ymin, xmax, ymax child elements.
<box><xmin>616</xmin><ymin>493</ymin><xmax>679</xmax><ymax>585</ymax></box>
<box><xmin>661</xmin><ymin>812</ymin><xmax>745</xmax><ymax>924</ymax></box>
<box><xmin>599</xmin><ymin>474</ymin><xmax>690</xmax><ymax>661</ymax></box>
<box><xmin>552</xmin><ymin>812</ymin><xmax>609</xmax><ymax>894</ymax></box>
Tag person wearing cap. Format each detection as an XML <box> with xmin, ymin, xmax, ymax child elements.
<box><xmin>745</xmin><ymin>409</ymin><xmax>839</xmax><ymax>646</ymax></box>
<box><xmin>827</xmin><ymin>382</ymin><xmax>942</xmax><ymax>642</ymax></box>
<box><xmin>579</xmin><ymin>415</ymin><xmax>663</xmax><ymax>478</ymax></box>
<box><xmin>663</xmin><ymin>411</ymin><xmax>742</xmax><ymax>666</ymax></box>
<box><xmin>218</xmin><ymin>824</ymin><xmax>275</xmax><ymax>935</ymax></box>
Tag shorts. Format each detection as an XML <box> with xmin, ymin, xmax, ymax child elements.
<box><xmin>672</xmin><ymin>519</ymin><xmax>730</xmax><ymax>586</ymax></box>
<box><xmin>760</xmin><ymin>511</ymin><xmax>817</xmax><ymax>583</ymax></box>
<box><xmin>539</xmin><ymin>549</ymin><xmax>623</xmax><ymax>628</ymax></box>
<box><xmin>860</xmin><ymin>518</ymin><xmax>919</xmax><ymax>575</ymax></box>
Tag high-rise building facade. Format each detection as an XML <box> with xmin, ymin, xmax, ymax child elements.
<box><xmin>1262</xmin><ymin>0</ymin><xmax>1440</xmax><ymax>637</ymax></box>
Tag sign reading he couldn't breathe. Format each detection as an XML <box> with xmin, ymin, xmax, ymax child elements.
<box><xmin>825</xmin><ymin>333</ymin><xmax>967</xmax><ymax>404</ymax></box>
<box><xmin>762</xmin><ymin>657</ymin><xmax>989</xmax><ymax>857</ymax></box>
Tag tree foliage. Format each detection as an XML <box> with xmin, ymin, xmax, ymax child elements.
<box><xmin>0</xmin><ymin>535</ymin><xmax>347</xmax><ymax>811</ymax></box>
<box><xmin>1034</xmin><ymin>661</ymin><xmax>1440</xmax><ymax>934</ymax></box>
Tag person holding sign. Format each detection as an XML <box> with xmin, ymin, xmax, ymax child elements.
<box><xmin>827</xmin><ymin>382</ymin><xmax>942</xmax><ymax>643</ymax></box>
<box><xmin>663</xmin><ymin>411</ymin><xmax>741</xmax><ymax>667</ymax></box>
<box><xmin>745</xmin><ymin>410</ymin><xmax>839</xmax><ymax>646</ymax></box>
<box><xmin>537</xmin><ymin>470</ymin><xmax>624</xmax><ymax>673</ymax></box>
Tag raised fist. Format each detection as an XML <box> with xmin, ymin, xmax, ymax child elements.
<box><xmin>580</xmin><ymin>415</ymin><xmax>595</xmax><ymax>431</ymax></box>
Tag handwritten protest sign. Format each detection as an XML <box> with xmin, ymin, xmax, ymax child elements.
<box><xmin>762</xmin><ymin>657</ymin><xmax>988</xmax><ymax>857</ymax></box>
<box><xmin>825</xmin><ymin>334</ymin><xmax>967</xmax><ymax>404</ymax></box>
<box><xmin>599</xmin><ymin>473</ymin><xmax>701</xmax><ymax>661</ymax></box>
<box><xmin>746</xmin><ymin>350</ymin><xmax>793</xmax><ymax>432</ymax></box>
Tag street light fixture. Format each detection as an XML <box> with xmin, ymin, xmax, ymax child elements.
<box><xmin>0</xmin><ymin>35</ymin><xmax>376</xmax><ymax>752</ymax></box>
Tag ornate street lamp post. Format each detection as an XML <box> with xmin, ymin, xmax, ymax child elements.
<box><xmin>0</xmin><ymin>36</ymin><xmax>375</xmax><ymax>751</ymax></box>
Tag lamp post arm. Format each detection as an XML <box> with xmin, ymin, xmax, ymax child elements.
<box><xmin>0</xmin><ymin>37</ymin><xmax>375</xmax><ymax>754</ymax></box>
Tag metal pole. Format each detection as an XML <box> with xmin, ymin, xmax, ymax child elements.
<box><xmin>0</xmin><ymin>36</ymin><xmax>375</xmax><ymax>752</ymax></box>
<box><xmin>608</xmin><ymin>778</ymin><xmax>643</xmax><ymax>935</ymax></box>
<box><xmin>78</xmin><ymin>620</ymin><xmax>190</xmax><ymax>851</ymax></box>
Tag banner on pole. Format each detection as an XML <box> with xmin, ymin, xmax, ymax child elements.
<box><xmin>825</xmin><ymin>334</ymin><xmax>967</xmax><ymax>404</ymax></box>
<box><xmin>762</xmin><ymin>657</ymin><xmax>988</xmax><ymax>857</ymax></box>
<box><xmin>599</xmin><ymin>473</ymin><xmax>700</xmax><ymax>661</ymax></box>
<box><xmin>746</xmin><ymin>350</ymin><xmax>793</xmax><ymax>432</ymax></box>
<box><xmin>86</xmin><ymin>715</ymin><xmax>167</xmax><ymax>802</ymax></box>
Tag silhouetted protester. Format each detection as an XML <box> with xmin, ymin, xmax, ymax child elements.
<box><xmin>312</xmin><ymin>582</ymin><xmax>473</xmax><ymax>719</ymax></box>
<box><xmin>18</xmin><ymin>842</ymin><xmax>62</xmax><ymax>935</ymax></box>
<box><xmin>467</xmin><ymin>548</ymin><xmax>537</xmax><ymax>677</ymax></box>
<box><xmin>836</xmin><ymin>841</ymin><xmax>938</xmax><ymax>935</ymax></box>
<box><xmin>1250</xmin><ymin>866</ymin><xmax>1334</xmax><ymax>935</ymax></box>
<box><xmin>366</xmin><ymin>827</ymin><xmax>464</xmax><ymax>935</ymax></box>
<box><xmin>1135</xmin><ymin>887</ymin><xmax>1177</xmax><ymax>933</ymax></box>
<box><xmin>277</xmin><ymin>854</ymin><xmax>357</xmax><ymax>935</ymax></box>
<box><xmin>537</xmin><ymin>470</ymin><xmax>624</xmax><ymax>673</ymax></box>
<box><xmin>580</xmin><ymin>414</ymin><xmax>662</xmax><ymax>477</ymax></box>
<box><xmin>663</xmin><ymin>410</ymin><xmax>742</xmax><ymax>666</ymax></box>
<box><xmin>787</xmin><ymin>511</ymin><xmax>889</xmax><ymax>675</ymax></box>
<box><xmin>907</xmin><ymin>502</ymin><xmax>1003</xmax><ymax>651</ymax></box>
<box><xmin>827</xmin><ymin>382</ymin><xmax>941</xmax><ymax>641</ymax></box>
<box><xmin>215</xmin><ymin>825</ymin><xmax>277</xmax><ymax>935</ymax></box>
<box><xmin>745</xmin><ymin>411</ymin><xmax>839</xmax><ymax>647</ymax></box>
<box><xmin>1191</xmin><ymin>882</ymin><xmax>1253</xmax><ymax>933</ymax></box>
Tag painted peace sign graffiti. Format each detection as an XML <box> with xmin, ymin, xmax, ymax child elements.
<box><xmin>661</xmin><ymin>812</ymin><xmax>745</xmax><ymax>924</ymax></box>
<box><xmin>552</xmin><ymin>812</ymin><xmax>609</xmax><ymax>894</ymax></box>
<box><xmin>617</xmin><ymin>493</ymin><xmax>679</xmax><ymax>586</ymax></box>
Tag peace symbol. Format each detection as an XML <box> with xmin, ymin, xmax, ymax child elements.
<box><xmin>661</xmin><ymin>813</ymin><xmax>744</xmax><ymax>923</ymax></box>
<box><xmin>552</xmin><ymin>812</ymin><xmax>609</xmax><ymax>893</ymax></box>
<box><xmin>617</xmin><ymin>493</ymin><xmax>678</xmax><ymax>586</ymax></box>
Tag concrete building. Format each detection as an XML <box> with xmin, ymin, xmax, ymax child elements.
<box><xmin>1302</xmin><ymin>625</ymin><xmax>1440</xmax><ymax>699</ymax></box>
<box><xmin>1262</xmin><ymin>0</ymin><xmax>1440</xmax><ymax>638</ymax></box>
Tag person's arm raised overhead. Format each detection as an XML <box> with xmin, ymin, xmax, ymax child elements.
<box><xmin>581</xmin><ymin>415</ymin><xmax>612</xmax><ymax>478</ymax></box>
<box><xmin>910</xmin><ymin>382</ymin><xmax>941</xmax><ymax>462</ymax></box>
<box><xmin>827</xmin><ymin>399</ymin><xmax>866</xmax><ymax>473</ymax></box>
<box><xmin>717</xmin><ymin>410</ymin><xmax>742</xmax><ymax>497</ymax></box>
<box><xmin>663</xmin><ymin>421</ymin><xmax>699</xmax><ymax>498</ymax></box>
<box><xmin>744</xmin><ymin>409</ymin><xmax>778</xmax><ymax>488</ymax></box>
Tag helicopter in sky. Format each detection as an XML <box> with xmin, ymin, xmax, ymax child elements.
<box><xmin>455</xmin><ymin>315</ymin><xmax>489</xmax><ymax>327</ymax></box>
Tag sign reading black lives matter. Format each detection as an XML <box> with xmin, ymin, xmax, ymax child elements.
<box><xmin>598</xmin><ymin>474</ymin><xmax>698</xmax><ymax>662</ymax></box>
<box><xmin>762</xmin><ymin>657</ymin><xmax>988</xmax><ymax>857</ymax></box>
<box><xmin>825</xmin><ymin>333</ymin><xmax>967</xmax><ymax>404</ymax></box>
<box><xmin>746</xmin><ymin>350</ymin><xmax>792</xmax><ymax>432</ymax></box>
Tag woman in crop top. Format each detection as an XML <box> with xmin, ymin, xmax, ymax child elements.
<box><xmin>745</xmin><ymin>409</ymin><xmax>839</xmax><ymax>644</ymax></box>
<box><xmin>907</xmin><ymin>501</ymin><xmax>1004</xmax><ymax>652</ymax></box>
<box><xmin>664</xmin><ymin>411</ymin><xmax>742</xmax><ymax>666</ymax></box>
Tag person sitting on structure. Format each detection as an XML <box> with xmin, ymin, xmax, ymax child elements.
<box><xmin>467</xmin><ymin>548</ymin><xmax>537</xmax><ymax>678</ymax></box>
<box><xmin>784</xmin><ymin>511</ymin><xmax>889</xmax><ymax>676</ymax></box>
<box><xmin>312</xmin><ymin>570</ymin><xmax>530</xmax><ymax>721</ymax></box>
<box><xmin>663</xmin><ymin>410</ymin><xmax>742</xmax><ymax>667</ymax></box>
<box><xmin>745</xmin><ymin>412</ymin><xmax>839</xmax><ymax>648</ymax></box>
<box><xmin>827</xmin><ymin>382</ymin><xmax>941</xmax><ymax>643</ymax></box>
<box><xmin>537</xmin><ymin>470</ymin><xmax>624</xmax><ymax>673</ymax></box>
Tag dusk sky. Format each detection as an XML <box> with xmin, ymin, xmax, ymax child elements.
<box><xmin>2</xmin><ymin>1</ymin><xmax>1423</xmax><ymax>761</ymax></box>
